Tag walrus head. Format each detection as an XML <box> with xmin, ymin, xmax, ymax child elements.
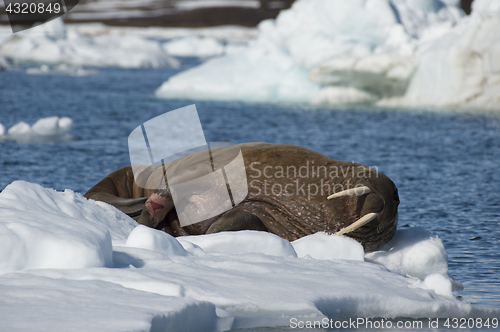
<box><xmin>327</xmin><ymin>173</ymin><xmax>400</xmax><ymax>251</ymax></box>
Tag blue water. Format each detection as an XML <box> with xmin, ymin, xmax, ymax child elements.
<box><xmin>1</xmin><ymin>63</ymin><xmax>499</xmax><ymax>315</ymax></box>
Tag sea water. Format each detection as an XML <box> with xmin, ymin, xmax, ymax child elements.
<box><xmin>0</xmin><ymin>63</ymin><xmax>499</xmax><ymax>316</ymax></box>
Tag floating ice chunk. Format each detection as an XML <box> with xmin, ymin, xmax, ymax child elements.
<box><xmin>178</xmin><ymin>230</ymin><xmax>298</xmax><ymax>257</ymax></box>
<box><xmin>156</xmin><ymin>49</ymin><xmax>321</xmax><ymax>103</ymax></box>
<box><xmin>0</xmin><ymin>122</ymin><xmax>5</xmax><ymax>136</ymax></box>
<box><xmin>126</xmin><ymin>225</ymin><xmax>188</xmax><ymax>256</ymax></box>
<box><xmin>7</xmin><ymin>121</ymin><xmax>32</xmax><ymax>136</ymax></box>
<box><xmin>58</xmin><ymin>116</ymin><xmax>73</xmax><ymax>133</ymax></box>
<box><xmin>31</xmin><ymin>116</ymin><xmax>72</xmax><ymax>136</ymax></box>
<box><xmin>163</xmin><ymin>36</ymin><xmax>225</xmax><ymax>57</ymax></box>
<box><xmin>3</xmin><ymin>116</ymin><xmax>73</xmax><ymax>143</ymax></box>
<box><xmin>292</xmin><ymin>232</ymin><xmax>365</xmax><ymax>261</ymax></box>
<box><xmin>32</xmin><ymin>116</ymin><xmax>62</xmax><ymax>136</ymax></box>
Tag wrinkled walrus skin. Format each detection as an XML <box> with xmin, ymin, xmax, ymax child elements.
<box><xmin>84</xmin><ymin>143</ymin><xmax>399</xmax><ymax>251</ymax></box>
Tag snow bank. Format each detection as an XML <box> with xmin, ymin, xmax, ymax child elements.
<box><xmin>0</xmin><ymin>180</ymin><xmax>498</xmax><ymax>331</ymax></box>
<box><xmin>1</xmin><ymin>116</ymin><xmax>73</xmax><ymax>143</ymax></box>
<box><xmin>156</xmin><ymin>0</ymin><xmax>463</xmax><ymax>105</ymax></box>
<box><xmin>0</xmin><ymin>18</ymin><xmax>179</xmax><ymax>68</ymax></box>
<box><xmin>0</xmin><ymin>181</ymin><xmax>135</xmax><ymax>273</ymax></box>
<box><xmin>126</xmin><ymin>225</ymin><xmax>188</xmax><ymax>256</ymax></box>
<box><xmin>0</xmin><ymin>273</ymin><xmax>217</xmax><ymax>332</ymax></box>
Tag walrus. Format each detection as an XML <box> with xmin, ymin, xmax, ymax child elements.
<box><xmin>84</xmin><ymin>143</ymin><xmax>399</xmax><ymax>251</ymax></box>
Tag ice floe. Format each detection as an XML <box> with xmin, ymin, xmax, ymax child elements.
<box><xmin>0</xmin><ymin>180</ymin><xmax>498</xmax><ymax>331</ymax></box>
<box><xmin>0</xmin><ymin>116</ymin><xmax>73</xmax><ymax>143</ymax></box>
<box><xmin>0</xmin><ymin>18</ymin><xmax>179</xmax><ymax>68</ymax></box>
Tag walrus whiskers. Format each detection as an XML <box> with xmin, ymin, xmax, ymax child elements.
<box><xmin>327</xmin><ymin>186</ymin><xmax>371</xmax><ymax>199</ymax></box>
<box><xmin>336</xmin><ymin>212</ymin><xmax>377</xmax><ymax>235</ymax></box>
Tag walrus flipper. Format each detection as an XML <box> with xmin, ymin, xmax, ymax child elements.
<box><xmin>206</xmin><ymin>209</ymin><xmax>267</xmax><ymax>234</ymax></box>
<box><xmin>87</xmin><ymin>193</ymin><xmax>148</xmax><ymax>220</ymax></box>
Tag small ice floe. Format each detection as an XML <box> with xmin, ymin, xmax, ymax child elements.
<box><xmin>2</xmin><ymin>116</ymin><xmax>73</xmax><ymax>143</ymax></box>
<box><xmin>26</xmin><ymin>64</ymin><xmax>98</xmax><ymax>76</ymax></box>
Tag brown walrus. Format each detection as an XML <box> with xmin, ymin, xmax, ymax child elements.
<box><xmin>84</xmin><ymin>143</ymin><xmax>399</xmax><ymax>251</ymax></box>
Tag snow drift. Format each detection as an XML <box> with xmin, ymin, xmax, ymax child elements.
<box><xmin>156</xmin><ymin>0</ymin><xmax>500</xmax><ymax>111</ymax></box>
<box><xmin>0</xmin><ymin>181</ymin><xmax>498</xmax><ymax>331</ymax></box>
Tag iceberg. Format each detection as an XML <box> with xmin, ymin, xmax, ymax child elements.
<box><xmin>0</xmin><ymin>18</ymin><xmax>179</xmax><ymax>68</ymax></box>
<box><xmin>156</xmin><ymin>0</ymin><xmax>500</xmax><ymax>111</ymax></box>
<box><xmin>394</xmin><ymin>0</ymin><xmax>500</xmax><ymax>110</ymax></box>
<box><xmin>0</xmin><ymin>180</ymin><xmax>498</xmax><ymax>331</ymax></box>
<box><xmin>156</xmin><ymin>0</ymin><xmax>463</xmax><ymax>103</ymax></box>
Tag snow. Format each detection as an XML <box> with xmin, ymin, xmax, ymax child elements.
<box><xmin>1</xmin><ymin>116</ymin><xmax>73</xmax><ymax>143</ymax></box>
<box><xmin>292</xmin><ymin>232</ymin><xmax>365</xmax><ymax>261</ymax></box>
<box><xmin>0</xmin><ymin>18</ymin><xmax>179</xmax><ymax>68</ymax></box>
<box><xmin>178</xmin><ymin>230</ymin><xmax>298</xmax><ymax>257</ymax></box>
<box><xmin>365</xmin><ymin>227</ymin><xmax>449</xmax><ymax>280</ymax></box>
<box><xmin>0</xmin><ymin>180</ymin><xmax>498</xmax><ymax>331</ymax></box>
<box><xmin>156</xmin><ymin>0</ymin><xmax>500</xmax><ymax>111</ymax></box>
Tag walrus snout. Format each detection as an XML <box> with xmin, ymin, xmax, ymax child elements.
<box><xmin>351</xmin><ymin>178</ymin><xmax>400</xmax><ymax>251</ymax></box>
<box><xmin>139</xmin><ymin>192</ymin><xmax>173</xmax><ymax>228</ymax></box>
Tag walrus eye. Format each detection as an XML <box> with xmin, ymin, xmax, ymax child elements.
<box><xmin>326</xmin><ymin>186</ymin><xmax>371</xmax><ymax>199</ymax></box>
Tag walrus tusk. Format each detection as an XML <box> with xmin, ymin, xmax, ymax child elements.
<box><xmin>327</xmin><ymin>186</ymin><xmax>371</xmax><ymax>199</ymax></box>
<box><xmin>336</xmin><ymin>212</ymin><xmax>377</xmax><ymax>235</ymax></box>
